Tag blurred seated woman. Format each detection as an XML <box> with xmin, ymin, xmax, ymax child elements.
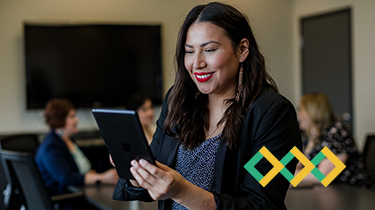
<box><xmin>296</xmin><ymin>93</ymin><xmax>374</xmax><ymax>190</ymax></box>
<box><xmin>125</xmin><ymin>94</ymin><xmax>156</xmax><ymax>144</ymax></box>
<box><xmin>35</xmin><ymin>99</ymin><xmax>118</xmax><ymax>196</ymax></box>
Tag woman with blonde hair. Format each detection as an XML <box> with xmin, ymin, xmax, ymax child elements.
<box><xmin>297</xmin><ymin>92</ymin><xmax>374</xmax><ymax>190</ymax></box>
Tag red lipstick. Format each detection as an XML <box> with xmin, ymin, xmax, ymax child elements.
<box><xmin>194</xmin><ymin>72</ymin><xmax>214</xmax><ymax>83</ymax></box>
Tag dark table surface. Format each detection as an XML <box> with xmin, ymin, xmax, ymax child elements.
<box><xmin>285</xmin><ymin>184</ymin><xmax>375</xmax><ymax>210</ymax></box>
<box><xmin>83</xmin><ymin>183</ymin><xmax>375</xmax><ymax>210</ymax></box>
<box><xmin>83</xmin><ymin>184</ymin><xmax>157</xmax><ymax>210</ymax></box>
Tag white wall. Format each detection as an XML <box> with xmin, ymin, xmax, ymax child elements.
<box><xmin>292</xmin><ymin>0</ymin><xmax>375</xmax><ymax>150</ymax></box>
<box><xmin>0</xmin><ymin>0</ymin><xmax>294</xmax><ymax>134</ymax></box>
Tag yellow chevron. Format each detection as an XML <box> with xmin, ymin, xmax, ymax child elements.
<box><xmin>320</xmin><ymin>146</ymin><xmax>346</xmax><ymax>187</ymax></box>
<box><xmin>259</xmin><ymin>147</ymin><xmax>284</xmax><ymax>187</ymax></box>
<box><xmin>290</xmin><ymin>146</ymin><xmax>315</xmax><ymax>187</ymax></box>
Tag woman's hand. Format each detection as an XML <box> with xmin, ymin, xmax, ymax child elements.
<box><xmin>130</xmin><ymin>159</ymin><xmax>188</xmax><ymax>201</ymax></box>
<box><xmin>85</xmin><ymin>168</ymin><xmax>118</xmax><ymax>185</ymax></box>
<box><xmin>100</xmin><ymin>168</ymin><xmax>119</xmax><ymax>185</ymax></box>
<box><xmin>130</xmin><ymin>159</ymin><xmax>216</xmax><ymax>209</ymax></box>
<box><xmin>109</xmin><ymin>154</ymin><xmax>139</xmax><ymax>186</ymax></box>
<box><xmin>296</xmin><ymin>161</ymin><xmax>304</xmax><ymax>169</ymax></box>
<box><xmin>84</xmin><ymin>170</ymin><xmax>99</xmax><ymax>185</ymax></box>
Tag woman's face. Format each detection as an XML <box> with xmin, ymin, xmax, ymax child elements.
<box><xmin>298</xmin><ymin>106</ymin><xmax>311</xmax><ymax>131</ymax></box>
<box><xmin>184</xmin><ymin>22</ymin><xmax>243</xmax><ymax>97</ymax></box>
<box><xmin>63</xmin><ymin>109</ymin><xmax>79</xmax><ymax>136</ymax></box>
<box><xmin>137</xmin><ymin>99</ymin><xmax>154</xmax><ymax>127</ymax></box>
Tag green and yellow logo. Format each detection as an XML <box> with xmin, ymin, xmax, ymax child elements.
<box><xmin>244</xmin><ymin>146</ymin><xmax>346</xmax><ymax>187</ymax></box>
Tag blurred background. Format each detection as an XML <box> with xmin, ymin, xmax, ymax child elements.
<box><xmin>0</xmin><ymin>0</ymin><xmax>374</xmax><ymax>171</ymax></box>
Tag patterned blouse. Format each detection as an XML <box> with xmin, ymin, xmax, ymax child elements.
<box><xmin>171</xmin><ymin>134</ymin><xmax>221</xmax><ymax>210</ymax></box>
<box><xmin>302</xmin><ymin>121</ymin><xmax>375</xmax><ymax>190</ymax></box>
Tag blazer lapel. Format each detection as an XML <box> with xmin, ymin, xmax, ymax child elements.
<box><xmin>166</xmin><ymin>137</ymin><xmax>179</xmax><ymax>168</ymax></box>
<box><xmin>214</xmin><ymin>138</ymin><xmax>227</xmax><ymax>193</ymax></box>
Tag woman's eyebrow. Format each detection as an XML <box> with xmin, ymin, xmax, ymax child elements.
<box><xmin>185</xmin><ymin>40</ymin><xmax>220</xmax><ymax>48</ymax></box>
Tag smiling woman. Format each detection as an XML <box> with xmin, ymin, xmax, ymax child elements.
<box><xmin>35</xmin><ymin>99</ymin><xmax>119</xmax><ymax>209</ymax></box>
<box><xmin>184</xmin><ymin>22</ymin><xmax>246</xmax><ymax>97</ymax></box>
<box><xmin>112</xmin><ymin>2</ymin><xmax>302</xmax><ymax>210</ymax></box>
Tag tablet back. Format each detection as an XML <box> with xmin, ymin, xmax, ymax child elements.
<box><xmin>92</xmin><ymin>109</ymin><xmax>155</xmax><ymax>179</ymax></box>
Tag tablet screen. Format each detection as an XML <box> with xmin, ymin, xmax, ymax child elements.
<box><xmin>92</xmin><ymin>109</ymin><xmax>156</xmax><ymax>179</ymax></box>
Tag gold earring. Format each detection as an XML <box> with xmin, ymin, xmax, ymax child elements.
<box><xmin>235</xmin><ymin>63</ymin><xmax>243</xmax><ymax>102</ymax></box>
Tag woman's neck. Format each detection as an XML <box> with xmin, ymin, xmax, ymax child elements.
<box><xmin>205</xmin><ymin>94</ymin><xmax>231</xmax><ymax>140</ymax></box>
<box><xmin>55</xmin><ymin>129</ymin><xmax>75</xmax><ymax>151</ymax></box>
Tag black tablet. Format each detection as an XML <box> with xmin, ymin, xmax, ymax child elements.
<box><xmin>92</xmin><ymin>109</ymin><xmax>156</xmax><ymax>179</ymax></box>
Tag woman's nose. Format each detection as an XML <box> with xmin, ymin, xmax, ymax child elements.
<box><xmin>193</xmin><ymin>52</ymin><xmax>206</xmax><ymax>69</ymax></box>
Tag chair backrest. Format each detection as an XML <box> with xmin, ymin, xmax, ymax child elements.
<box><xmin>0</xmin><ymin>158</ymin><xmax>7</xmax><ymax>210</ymax></box>
<box><xmin>363</xmin><ymin>135</ymin><xmax>375</xmax><ymax>181</ymax></box>
<box><xmin>0</xmin><ymin>134</ymin><xmax>40</xmax><ymax>209</ymax></box>
<box><xmin>0</xmin><ymin>134</ymin><xmax>40</xmax><ymax>154</ymax></box>
<box><xmin>0</xmin><ymin>150</ymin><xmax>54</xmax><ymax>210</ymax></box>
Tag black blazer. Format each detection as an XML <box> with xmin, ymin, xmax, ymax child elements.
<box><xmin>113</xmin><ymin>88</ymin><xmax>302</xmax><ymax>210</ymax></box>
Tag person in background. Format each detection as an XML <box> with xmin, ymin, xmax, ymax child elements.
<box><xmin>296</xmin><ymin>92</ymin><xmax>374</xmax><ymax>190</ymax></box>
<box><xmin>35</xmin><ymin>99</ymin><xmax>118</xmax><ymax>197</ymax></box>
<box><xmin>125</xmin><ymin>94</ymin><xmax>156</xmax><ymax>144</ymax></box>
<box><xmin>112</xmin><ymin>2</ymin><xmax>302</xmax><ymax>210</ymax></box>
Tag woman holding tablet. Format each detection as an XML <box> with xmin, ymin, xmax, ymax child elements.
<box><xmin>113</xmin><ymin>2</ymin><xmax>301</xmax><ymax>210</ymax></box>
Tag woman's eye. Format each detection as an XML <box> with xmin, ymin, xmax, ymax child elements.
<box><xmin>205</xmin><ymin>49</ymin><xmax>216</xmax><ymax>53</ymax></box>
<box><xmin>185</xmin><ymin>50</ymin><xmax>194</xmax><ymax>54</ymax></box>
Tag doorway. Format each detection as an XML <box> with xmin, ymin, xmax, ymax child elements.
<box><xmin>301</xmin><ymin>8</ymin><xmax>353</xmax><ymax>130</ymax></box>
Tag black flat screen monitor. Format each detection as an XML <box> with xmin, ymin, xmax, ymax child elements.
<box><xmin>24</xmin><ymin>23</ymin><xmax>163</xmax><ymax>109</ymax></box>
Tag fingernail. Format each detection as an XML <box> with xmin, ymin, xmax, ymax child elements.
<box><xmin>131</xmin><ymin>160</ymin><xmax>137</xmax><ymax>166</ymax></box>
<box><xmin>139</xmin><ymin>159</ymin><xmax>146</xmax><ymax>166</ymax></box>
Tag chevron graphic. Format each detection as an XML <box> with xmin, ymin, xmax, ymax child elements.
<box><xmin>243</xmin><ymin>146</ymin><xmax>346</xmax><ymax>187</ymax></box>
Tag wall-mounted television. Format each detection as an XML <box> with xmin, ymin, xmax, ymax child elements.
<box><xmin>24</xmin><ymin>23</ymin><xmax>163</xmax><ymax>109</ymax></box>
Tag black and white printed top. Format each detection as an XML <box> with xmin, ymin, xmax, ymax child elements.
<box><xmin>171</xmin><ymin>134</ymin><xmax>221</xmax><ymax>210</ymax></box>
<box><xmin>302</xmin><ymin>121</ymin><xmax>375</xmax><ymax>190</ymax></box>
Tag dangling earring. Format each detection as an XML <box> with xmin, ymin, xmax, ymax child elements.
<box><xmin>235</xmin><ymin>63</ymin><xmax>244</xmax><ymax>102</ymax></box>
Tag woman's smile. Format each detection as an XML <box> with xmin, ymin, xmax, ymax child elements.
<box><xmin>194</xmin><ymin>72</ymin><xmax>214</xmax><ymax>82</ymax></box>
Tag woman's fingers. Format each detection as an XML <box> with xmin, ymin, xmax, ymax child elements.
<box><xmin>130</xmin><ymin>160</ymin><xmax>154</xmax><ymax>189</ymax></box>
<box><xmin>130</xmin><ymin>159</ymin><xmax>187</xmax><ymax>201</ymax></box>
<box><xmin>109</xmin><ymin>154</ymin><xmax>115</xmax><ymax>167</ymax></box>
<box><xmin>140</xmin><ymin>159</ymin><xmax>164</xmax><ymax>177</ymax></box>
<box><xmin>130</xmin><ymin>159</ymin><xmax>171</xmax><ymax>199</ymax></box>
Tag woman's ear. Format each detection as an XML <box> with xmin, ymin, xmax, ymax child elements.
<box><xmin>238</xmin><ymin>38</ymin><xmax>250</xmax><ymax>63</ymax></box>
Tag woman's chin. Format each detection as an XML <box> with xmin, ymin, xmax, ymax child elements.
<box><xmin>72</xmin><ymin>128</ymin><xmax>79</xmax><ymax>135</ymax></box>
<box><xmin>197</xmin><ymin>86</ymin><xmax>212</xmax><ymax>95</ymax></box>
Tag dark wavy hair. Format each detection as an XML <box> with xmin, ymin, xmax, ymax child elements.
<box><xmin>164</xmin><ymin>2</ymin><xmax>278</xmax><ymax>149</ymax></box>
<box><xmin>44</xmin><ymin>99</ymin><xmax>75</xmax><ymax>129</ymax></box>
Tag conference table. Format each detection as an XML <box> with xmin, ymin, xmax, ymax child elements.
<box><xmin>285</xmin><ymin>184</ymin><xmax>375</xmax><ymax>210</ymax></box>
<box><xmin>83</xmin><ymin>183</ymin><xmax>375</xmax><ymax>210</ymax></box>
<box><xmin>83</xmin><ymin>184</ymin><xmax>157</xmax><ymax>210</ymax></box>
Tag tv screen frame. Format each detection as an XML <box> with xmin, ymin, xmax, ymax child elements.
<box><xmin>24</xmin><ymin>23</ymin><xmax>163</xmax><ymax>110</ymax></box>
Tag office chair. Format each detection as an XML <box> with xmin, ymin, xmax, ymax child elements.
<box><xmin>0</xmin><ymin>150</ymin><xmax>84</xmax><ymax>210</ymax></box>
<box><xmin>363</xmin><ymin>135</ymin><xmax>375</xmax><ymax>182</ymax></box>
<box><xmin>0</xmin><ymin>158</ymin><xmax>7</xmax><ymax>210</ymax></box>
<box><xmin>0</xmin><ymin>134</ymin><xmax>40</xmax><ymax>154</ymax></box>
<box><xmin>0</xmin><ymin>134</ymin><xmax>40</xmax><ymax>210</ymax></box>
<box><xmin>0</xmin><ymin>133</ymin><xmax>39</xmax><ymax>210</ymax></box>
